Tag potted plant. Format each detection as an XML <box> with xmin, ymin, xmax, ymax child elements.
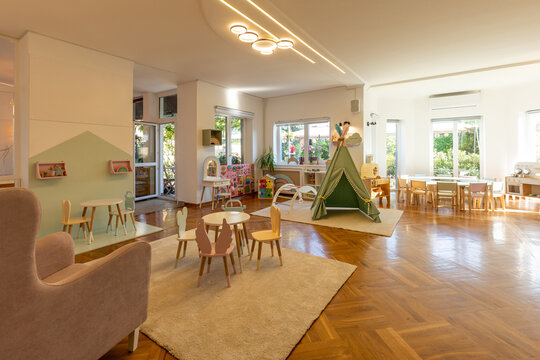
<box><xmin>256</xmin><ymin>147</ymin><xmax>276</xmax><ymax>173</ymax></box>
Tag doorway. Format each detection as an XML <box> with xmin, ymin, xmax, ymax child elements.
<box><xmin>159</xmin><ymin>122</ymin><xmax>175</xmax><ymax>198</ymax></box>
<box><xmin>134</xmin><ymin>123</ymin><xmax>158</xmax><ymax>200</ymax></box>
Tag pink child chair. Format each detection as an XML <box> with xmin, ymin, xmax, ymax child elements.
<box><xmin>195</xmin><ymin>219</ymin><xmax>237</xmax><ymax>288</ymax></box>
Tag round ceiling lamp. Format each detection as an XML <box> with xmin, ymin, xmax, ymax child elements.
<box><xmin>260</xmin><ymin>49</ymin><xmax>273</xmax><ymax>55</ymax></box>
<box><xmin>277</xmin><ymin>39</ymin><xmax>294</xmax><ymax>49</ymax></box>
<box><xmin>230</xmin><ymin>24</ymin><xmax>247</xmax><ymax>35</ymax></box>
<box><xmin>238</xmin><ymin>31</ymin><xmax>259</xmax><ymax>43</ymax></box>
<box><xmin>252</xmin><ymin>39</ymin><xmax>277</xmax><ymax>52</ymax></box>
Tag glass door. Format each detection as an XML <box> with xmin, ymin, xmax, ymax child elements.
<box><xmin>385</xmin><ymin>120</ymin><xmax>399</xmax><ymax>188</ymax></box>
<box><xmin>159</xmin><ymin>122</ymin><xmax>175</xmax><ymax>197</ymax></box>
<box><xmin>134</xmin><ymin>123</ymin><xmax>158</xmax><ymax>200</ymax></box>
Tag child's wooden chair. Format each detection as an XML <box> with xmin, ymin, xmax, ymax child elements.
<box><xmin>61</xmin><ymin>200</ymin><xmax>90</xmax><ymax>240</ymax></box>
<box><xmin>462</xmin><ymin>182</ymin><xmax>489</xmax><ymax>213</ymax></box>
<box><xmin>250</xmin><ymin>205</ymin><xmax>282</xmax><ymax>270</ymax></box>
<box><xmin>489</xmin><ymin>181</ymin><xmax>505</xmax><ymax>211</ymax></box>
<box><xmin>397</xmin><ymin>177</ymin><xmax>409</xmax><ymax>203</ymax></box>
<box><xmin>434</xmin><ymin>182</ymin><xmax>458</xmax><ymax>210</ymax></box>
<box><xmin>410</xmin><ymin>180</ymin><xmax>429</xmax><ymax>209</ymax></box>
<box><xmin>107</xmin><ymin>191</ymin><xmax>137</xmax><ymax>235</ymax></box>
<box><xmin>221</xmin><ymin>199</ymin><xmax>249</xmax><ymax>254</ymax></box>
<box><xmin>195</xmin><ymin>219</ymin><xmax>237</xmax><ymax>288</ymax></box>
<box><xmin>175</xmin><ymin>207</ymin><xmax>197</xmax><ymax>268</ymax></box>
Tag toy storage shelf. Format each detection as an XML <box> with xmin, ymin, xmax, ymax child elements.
<box><xmin>35</xmin><ymin>162</ymin><xmax>68</xmax><ymax>179</ymax></box>
<box><xmin>110</xmin><ymin>160</ymin><xmax>133</xmax><ymax>174</ymax></box>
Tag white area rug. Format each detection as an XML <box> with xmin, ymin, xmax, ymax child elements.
<box><xmin>252</xmin><ymin>200</ymin><xmax>402</xmax><ymax>237</ymax></box>
<box><xmin>141</xmin><ymin>235</ymin><xmax>356</xmax><ymax>360</ymax></box>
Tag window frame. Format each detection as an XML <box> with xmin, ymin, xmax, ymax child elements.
<box><xmin>214</xmin><ymin>114</ymin><xmax>245</xmax><ymax>165</ymax></box>
<box><xmin>385</xmin><ymin>119</ymin><xmax>400</xmax><ymax>188</ymax></box>
<box><xmin>430</xmin><ymin>116</ymin><xmax>483</xmax><ymax>178</ymax></box>
<box><xmin>274</xmin><ymin>118</ymin><xmax>331</xmax><ymax>166</ymax></box>
<box><xmin>159</xmin><ymin>94</ymin><xmax>178</xmax><ymax>119</ymax></box>
<box><xmin>525</xmin><ymin>110</ymin><xmax>540</xmax><ymax>162</ymax></box>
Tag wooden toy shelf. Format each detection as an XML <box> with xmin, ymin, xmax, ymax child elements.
<box><xmin>35</xmin><ymin>162</ymin><xmax>68</xmax><ymax>179</ymax></box>
<box><xmin>109</xmin><ymin>160</ymin><xmax>133</xmax><ymax>174</ymax></box>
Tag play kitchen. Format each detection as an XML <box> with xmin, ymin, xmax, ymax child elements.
<box><xmin>505</xmin><ymin>162</ymin><xmax>540</xmax><ymax>199</ymax></box>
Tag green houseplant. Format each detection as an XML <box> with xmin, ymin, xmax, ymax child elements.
<box><xmin>256</xmin><ymin>147</ymin><xmax>276</xmax><ymax>173</ymax></box>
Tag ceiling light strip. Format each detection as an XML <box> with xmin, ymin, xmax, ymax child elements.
<box><xmin>219</xmin><ymin>0</ymin><xmax>315</xmax><ymax>64</ymax></box>
<box><xmin>245</xmin><ymin>0</ymin><xmax>345</xmax><ymax>74</ymax></box>
<box><xmin>291</xmin><ymin>48</ymin><xmax>315</xmax><ymax>64</ymax></box>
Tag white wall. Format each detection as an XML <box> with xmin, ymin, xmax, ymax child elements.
<box><xmin>175</xmin><ymin>80</ymin><xmax>264</xmax><ymax>204</ymax></box>
<box><xmin>367</xmin><ymin>79</ymin><xmax>540</xmax><ymax>180</ymax></box>
<box><xmin>263</xmin><ymin>86</ymin><xmax>364</xmax><ymax>169</ymax></box>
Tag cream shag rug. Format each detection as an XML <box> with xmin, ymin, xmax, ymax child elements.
<box><xmin>141</xmin><ymin>236</ymin><xmax>356</xmax><ymax>360</ymax></box>
<box><xmin>251</xmin><ymin>200</ymin><xmax>402</xmax><ymax>237</ymax></box>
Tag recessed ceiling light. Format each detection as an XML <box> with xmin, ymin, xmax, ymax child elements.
<box><xmin>252</xmin><ymin>39</ymin><xmax>277</xmax><ymax>52</ymax></box>
<box><xmin>277</xmin><ymin>39</ymin><xmax>294</xmax><ymax>49</ymax></box>
<box><xmin>238</xmin><ymin>31</ymin><xmax>258</xmax><ymax>43</ymax></box>
<box><xmin>230</xmin><ymin>24</ymin><xmax>247</xmax><ymax>34</ymax></box>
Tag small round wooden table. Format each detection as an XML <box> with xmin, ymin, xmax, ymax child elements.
<box><xmin>201</xmin><ymin>211</ymin><xmax>250</xmax><ymax>272</ymax></box>
<box><xmin>80</xmin><ymin>198</ymin><xmax>126</xmax><ymax>244</ymax></box>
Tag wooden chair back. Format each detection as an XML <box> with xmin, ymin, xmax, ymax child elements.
<box><xmin>176</xmin><ymin>207</ymin><xmax>188</xmax><ymax>237</ymax></box>
<box><xmin>437</xmin><ymin>182</ymin><xmax>457</xmax><ymax>192</ymax></box>
<box><xmin>398</xmin><ymin>178</ymin><xmax>408</xmax><ymax>189</ymax></box>
<box><xmin>61</xmin><ymin>200</ymin><xmax>71</xmax><ymax>223</ymax></box>
<box><xmin>215</xmin><ymin>219</ymin><xmax>233</xmax><ymax>253</ymax></box>
<box><xmin>195</xmin><ymin>220</ymin><xmax>212</xmax><ymax>255</ymax></box>
<box><xmin>470</xmin><ymin>182</ymin><xmax>487</xmax><ymax>193</ymax></box>
<box><xmin>222</xmin><ymin>199</ymin><xmax>245</xmax><ymax>212</ymax></box>
<box><xmin>410</xmin><ymin>180</ymin><xmax>427</xmax><ymax>191</ymax></box>
<box><xmin>492</xmin><ymin>182</ymin><xmax>504</xmax><ymax>193</ymax></box>
<box><xmin>270</xmin><ymin>205</ymin><xmax>281</xmax><ymax>236</ymax></box>
<box><xmin>124</xmin><ymin>191</ymin><xmax>135</xmax><ymax>211</ymax></box>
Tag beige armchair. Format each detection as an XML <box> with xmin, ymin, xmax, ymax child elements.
<box><xmin>0</xmin><ymin>188</ymin><xmax>151</xmax><ymax>359</ymax></box>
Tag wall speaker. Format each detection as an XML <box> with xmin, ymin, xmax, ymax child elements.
<box><xmin>350</xmin><ymin>99</ymin><xmax>360</xmax><ymax>113</ymax></box>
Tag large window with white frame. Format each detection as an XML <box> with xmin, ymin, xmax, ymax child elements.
<box><xmin>214</xmin><ymin>114</ymin><xmax>244</xmax><ymax>165</ymax></box>
<box><xmin>385</xmin><ymin>120</ymin><xmax>400</xmax><ymax>188</ymax></box>
<box><xmin>275</xmin><ymin>119</ymin><xmax>330</xmax><ymax>165</ymax></box>
<box><xmin>431</xmin><ymin>117</ymin><xmax>482</xmax><ymax>177</ymax></box>
<box><xmin>525</xmin><ymin>110</ymin><xmax>540</xmax><ymax>162</ymax></box>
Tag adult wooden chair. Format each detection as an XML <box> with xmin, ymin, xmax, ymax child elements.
<box><xmin>107</xmin><ymin>191</ymin><xmax>137</xmax><ymax>235</ymax></box>
<box><xmin>250</xmin><ymin>205</ymin><xmax>283</xmax><ymax>270</ymax></box>
<box><xmin>462</xmin><ymin>182</ymin><xmax>489</xmax><ymax>213</ymax></box>
<box><xmin>61</xmin><ymin>199</ymin><xmax>90</xmax><ymax>240</ymax></box>
<box><xmin>410</xmin><ymin>180</ymin><xmax>429</xmax><ymax>209</ymax></box>
<box><xmin>1</xmin><ymin>188</ymin><xmax>151</xmax><ymax>359</ymax></box>
<box><xmin>397</xmin><ymin>177</ymin><xmax>409</xmax><ymax>203</ymax></box>
<box><xmin>175</xmin><ymin>207</ymin><xmax>197</xmax><ymax>267</ymax></box>
<box><xmin>489</xmin><ymin>181</ymin><xmax>505</xmax><ymax>211</ymax></box>
<box><xmin>434</xmin><ymin>182</ymin><xmax>458</xmax><ymax>211</ymax></box>
<box><xmin>195</xmin><ymin>219</ymin><xmax>237</xmax><ymax>288</ymax></box>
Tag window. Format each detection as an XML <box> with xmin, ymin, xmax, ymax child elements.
<box><xmin>276</xmin><ymin>120</ymin><xmax>330</xmax><ymax>165</ymax></box>
<box><xmin>133</xmin><ymin>98</ymin><xmax>143</xmax><ymax>121</ymax></box>
<box><xmin>214</xmin><ymin>115</ymin><xmax>244</xmax><ymax>165</ymax></box>
<box><xmin>159</xmin><ymin>94</ymin><xmax>177</xmax><ymax>118</ymax></box>
<box><xmin>526</xmin><ymin>110</ymin><xmax>540</xmax><ymax>162</ymax></box>
<box><xmin>431</xmin><ymin>117</ymin><xmax>481</xmax><ymax>177</ymax></box>
<box><xmin>385</xmin><ymin>120</ymin><xmax>399</xmax><ymax>188</ymax></box>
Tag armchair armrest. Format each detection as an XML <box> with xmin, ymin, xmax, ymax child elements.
<box><xmin>35</xmin><ymin>232</ymin><xmax>74</xmax><ymax>279</ymax></box>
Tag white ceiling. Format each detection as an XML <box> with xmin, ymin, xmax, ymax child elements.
<box><xmin>1</xmin><ymin>0</ymin><xmax>540</xmax><ymax>97</ymax></box>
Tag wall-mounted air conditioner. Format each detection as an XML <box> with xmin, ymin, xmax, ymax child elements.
<box><xmin>429</xmin><ymin>91</ymin><xmax>481</xmax><ymax>110</ymax></box>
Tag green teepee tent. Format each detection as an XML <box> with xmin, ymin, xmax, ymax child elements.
<box><xmin>311</xmin><ymin>144</ymin><xmax>381</xmax><ymax>222</ymax></box>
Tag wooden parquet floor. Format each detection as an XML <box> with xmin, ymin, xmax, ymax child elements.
<box><xmin>87</xmin><ymin>194</ymin><xmax>540</xmax><ymax>360</ymax></box>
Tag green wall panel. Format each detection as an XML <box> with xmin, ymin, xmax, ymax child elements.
<box><xmin>29</xmin><ymin>131</ymin><xmax>133</xmax><ymax>238</ymax></box>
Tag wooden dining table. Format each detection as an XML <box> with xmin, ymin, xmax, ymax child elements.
<box><xmin>80</xmin><ymin>198</ymin><xmax>126</xmax><ymax>243</ymax></box>
<box><xmin>201</xmin><ymin>211</ymin><xmax>250</xmax><ymax>272</ymax></box>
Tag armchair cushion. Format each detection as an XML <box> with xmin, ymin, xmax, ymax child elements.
<box><xmin>35</xmin><ymin>232</ymin><xmax>74</xmax><ymax>279</ymax></box>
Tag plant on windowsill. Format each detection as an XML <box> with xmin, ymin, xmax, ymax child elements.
<box><xmin>256</xmin><ymin>147</ymin><xmax>276</xmax><ymax>173</ymax></box>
